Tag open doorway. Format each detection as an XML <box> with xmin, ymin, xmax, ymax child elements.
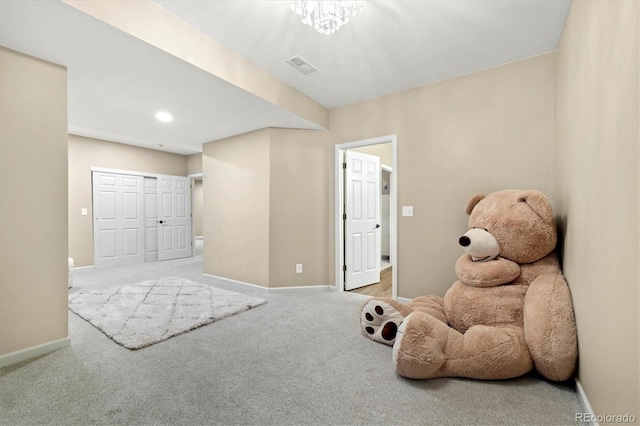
<box><xmin>189</xmin><ymin>173</ymin><xmax>203</xmax><ymax>257</ymax></box>
<box><xmin>335</xmin><ymin>135</ymin><xmax>397</xmax><ymax>300</ymax></box>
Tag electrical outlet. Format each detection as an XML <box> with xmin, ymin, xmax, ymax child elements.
<box><xmin>296</xmin><ymin>264</ymin><xmax>303</xmax><ymax>274</ymax></box>
<box><xmin>402</xmin><ymin>206</ymin><xmax>414</xmax><ymax>217</ymax></box>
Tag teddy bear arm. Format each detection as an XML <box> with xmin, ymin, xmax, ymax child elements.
<box><xmin>455</xmin><ymin>254</ymin><xmax>521</xmax><ymax>287</ymax></box>
<box><xmin>408</xmin><ymin>295</ymin><xmax>447</xmax><ymax>323</ymax></box>
<box><xmin>524</xmin><ymin>272</ymin><xmax>578</xmax><ymax>381</ymax></box>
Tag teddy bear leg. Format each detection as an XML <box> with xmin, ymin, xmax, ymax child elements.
<box><xmin>360</xmin><ymin>298</ymin><xmax>413</xmax><ymax>345</ymax></box>
<box><xmin>524</xmin><ymin>272</ymin><xmax>578</xmax><ymax>381</ymax></box>
<box><xmin>393</xmin><ymin>311</ymin><xmax>533</xmax><ymax>380</ymax></box>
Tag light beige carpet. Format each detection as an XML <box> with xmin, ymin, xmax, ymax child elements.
<box><xmin>68</xmin><ymin>276</ymin><xmax>266</xmax><ymax>349</ymax></box>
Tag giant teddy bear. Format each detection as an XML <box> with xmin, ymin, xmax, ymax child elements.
<box><xmin>360</xmin><ymin>189</ymin><xmax>578</xmax><ymax>381</ymax></box>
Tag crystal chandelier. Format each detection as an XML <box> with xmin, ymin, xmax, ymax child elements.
<box><xmin>291</xmin><ymin>1</ymin><xmax>363</xmax><ymax>35</ymax></box>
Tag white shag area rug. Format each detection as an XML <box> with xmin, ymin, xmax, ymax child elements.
<box><xmin>68</xmin><ymin>276</ymin><xmax>267</xmax><ymax>349</ymax></box>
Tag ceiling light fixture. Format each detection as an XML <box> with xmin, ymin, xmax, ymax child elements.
<box><xmin>291</xmin><ymin>1</ymin><xmax>363</xmax><ymax>35</ymax></box>
<box><xmin>155</xmin><ymin>111</ymin><xmax>173</xmax><ymax>123</ymax></box>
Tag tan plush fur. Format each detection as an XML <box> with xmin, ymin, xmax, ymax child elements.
<box><xmin>360</xmin><ymin>189</ymin><xmax>578</xmax><ymax>381</ymax></box>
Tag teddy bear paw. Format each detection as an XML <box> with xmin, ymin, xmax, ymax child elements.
<box><xmin>360</xmin><ymin>300</ymin><xmax>404</xmax><ymax>345</ymax></box>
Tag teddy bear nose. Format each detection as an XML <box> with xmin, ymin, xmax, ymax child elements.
<box><xmin>459</xmin><ymin>236</ymin><xmax>471</xmax><ymax>247</ymax></box>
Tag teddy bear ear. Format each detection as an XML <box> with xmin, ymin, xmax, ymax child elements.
<box><xmin>519</xmin><ymin>190</ymin><xmax>554</xmax><ymax>223</ymax></box>
<box><xmin>465</xmin><ymin>193</ymin><xmax>485</xmax><ymax>215</ymax></box>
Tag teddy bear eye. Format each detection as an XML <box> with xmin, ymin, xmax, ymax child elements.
<box><xmin>483</xmin><ymin>228</ymin><xmax>488</xmax><ymax>232</ymax></box>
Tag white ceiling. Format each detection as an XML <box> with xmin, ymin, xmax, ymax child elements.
<box><xmin>0</xmin><ymin>0</ymin><xmax>571</xmax><ymax>155</ymax></box>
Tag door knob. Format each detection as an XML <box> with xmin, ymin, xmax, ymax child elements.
<box><xmin>374</xmin><ymin>224</ymin><xmax>381</xmax><ymax>229</ymax></box>
<box><xmin>158</xmin><ymin>220</ymin><xmax>164</xmax><ymax>224</ymax></box>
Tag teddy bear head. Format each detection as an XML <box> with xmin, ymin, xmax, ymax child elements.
<box><xmin>462</xmin><ymin>189</ymin><xmax>557</xmax><ymax>264</ymax></box>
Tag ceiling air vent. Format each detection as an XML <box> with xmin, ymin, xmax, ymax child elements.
<box><xmin>286</xmin><ymin>55</ymin><xmax>317</xmax><ymax>75</ymax></box>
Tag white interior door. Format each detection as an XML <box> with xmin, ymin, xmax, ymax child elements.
<box><xmin>157</xmin><ymin>175</ymin><xmax>192</xmax><ymax>261</ymax></box>
<box><xmin>144</xmin><ymin>177</ymin><xmax>158</xmax><ymax>262</ymax></box>
<box><xmin>344</xmin><ymin>150</ymin><xmax>381</xmax><ymax>290</ymax></box>
<box><xmin>92</xmin><ymin>172</ymin><xmax>144</xmax><ymax>268</ymax></box>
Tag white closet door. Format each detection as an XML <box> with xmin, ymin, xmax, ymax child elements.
<box><xmin>144</xmin><ymin>177</ymin><xmax>159</xmax><ymax>262</ymax></box>
<box><xmin>92</xmin><ymin>172</ymin><xmax>144</xmax><ymax>268</ymax></box>
<box><xmin>157</xmin><ymin>175</ymin><xmax>192</xmax><ymax>261</ymax></box>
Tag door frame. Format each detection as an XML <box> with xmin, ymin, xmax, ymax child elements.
<box><xmin>335</xmin><ymin>134</ymin><xmax>397</xmax><ymax>300</ymax></box>
<box><xmin>188</xmin><ymin>172</ymin><xmax>202</xmax><ymax>257</ymax></box>
<box><xmin>380</xmin><ymin>163</ymin><xmax>393</xmax><ymax>265</ymax></box>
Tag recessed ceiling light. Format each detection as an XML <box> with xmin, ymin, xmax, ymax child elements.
<box><xmin>155</xmin><ymin>111</ymin><xmax>173</xmax><ymax>123</ymax></box>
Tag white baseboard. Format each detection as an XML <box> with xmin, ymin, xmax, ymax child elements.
<box><xmin>269</xmin><ymin>285</ymin><xmax>332</xmax><ymax>293</ymax></box>
<box><xmin>0</xmin><ymin>337</ymin><xmax>71</xmax><ymax>369</ymax></box>
<box><xmin>203</xmin><ymin>274</ymin><xmax>335</xmax><ymax>294</ymax></box>
<box><xmin>71</xmin><ymin>265</ymin><xmax>94</xmax><ymax>271</ymax></box>
<box><xmin>203</xmin><ymin>274</ymin><xmax>268</xmax><ymax>293</ymax></box>
<box><xmin>397</xmin><ymin>296</ymin><xmax>412</xmax><ymax>304</ymax></box>
<box><xmin>575</xmin><ymin>377</ymin><xmax>598</xmax><ymax>425</ymax></box>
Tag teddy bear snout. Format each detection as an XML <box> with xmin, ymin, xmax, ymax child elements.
<box><xmin>459</xmin><ymin>228</ymin><xmax>501</xmax><ymax>262</ymax></box>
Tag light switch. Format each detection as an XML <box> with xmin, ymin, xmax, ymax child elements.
<box><xmin>402</xmin><ymin>206</ymin><xmax>414</xmax><ymax>217</ymax></box>
<box><xmin>81</xmin><ymin>208</ymin><xmax>88</xmax><ymax>216</ymax></box>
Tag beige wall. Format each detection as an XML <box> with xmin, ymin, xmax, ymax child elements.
<box><xmin>269</xmin><ymin>128</ymin><xmax>332</xmax><ymax>287</ymax></box>
<box><xmin>554</xmin><ymin>0</ymin><xmax>639</xmax><ymax>418</ymax></box>
<box><xmin>331</xmin><ymin>53</ymin><xmax>557</xmax><ymax>298</ymax></box>
<box><xmin>187</xmin><ymin>153</ymin><xmax>202</xmax><ymax>176</ymax></box>
<box><xmin>202</xmin><ymin>130</ymin><xmax>271</xmax><ymax>286</ymax></box>
<box><xmin>68</xmin><ymin>135</ymin><xmax>188</xmax><ymax>267</ymax></box>
<box><xmin>203</xmin><ymin>128</ymin><xmax>332</xmax><ymax>288</ymax></box>
<box><xmin>0</xmin><ymin>48</ymin><xmax>69</xmax><ymax>355</ymax></box>
<box><xmin>192</xmin><ymin>179</ymin><xmax>203</xmax><ymax>237</ymax></box>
